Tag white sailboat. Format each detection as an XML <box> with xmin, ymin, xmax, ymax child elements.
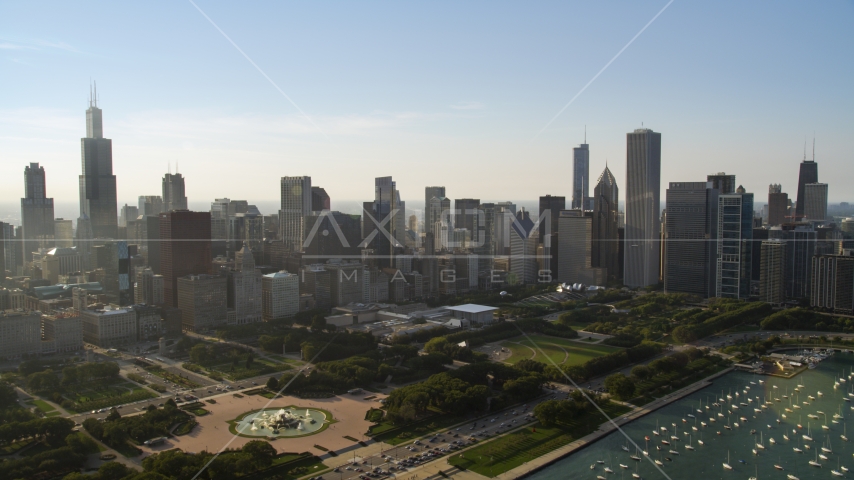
<box><xmin>756</xmin><ymin>431</ymin><xmax>765</xmax><ymax>450</ymax></box>
<box><xmin>723</xmin><ymin>450</ymin><xmax>732</xmax><ymax>470</ymax></box>
<box><xmin>685</xmin><ymin>435</ymin><xmax>694</xmax><ymax>451</ymax></box>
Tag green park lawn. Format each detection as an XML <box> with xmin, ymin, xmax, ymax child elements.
<box><xmin>501</xmin><ymin>335</ymin><xmax>620</xmax><ymax>367</ymax></box>
<box><xmin>448</xmin><ymin>403</ymin><xmax>631</xmax><ymax>477</ymax></box>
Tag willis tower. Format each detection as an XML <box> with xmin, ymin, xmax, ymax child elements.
<box><xmin>79</xmin><ymin>83</ymin><xmax>118</xmax><ymax>239</ymax></box>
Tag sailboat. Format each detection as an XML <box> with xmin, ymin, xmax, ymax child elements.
<box><xmin>842</xmin><ymin>423</ymin><xmax>849</xmax><ymax>442</ymax></box>
<box><xmin>621</xmin><ymin>440</ymin><xmax>630</xmax><ymax>452</ymax></box>
<box><xmin>723</xmin><ymin>450</ymin><xmax>732</xmax><ymax>470</ymax></box>
<box><xmin>749</xmin><ymin>465</ymin><xmax>758</xmax><ymax>480</ymax></box>
<box><xmin>685</xmin><ymin>435</ymin><xmax>694</xmax><ymax>451</ymax></box>
<box><xmin>756</xmin><ymin>432</ymin><xmax>765</xmax><ymax>450</ymax></box>
<box><xmin>803</xmin><ymin>422</ymin><xmax>813</xmax><ymax>442</ymax></box>
<box><xmin>809</xmin><ymin>449</ymin><xmax>822</xmax><ymax>467</ymax></box>
<box><xmin>697</xmin><ymin>432</ymin><xmax>704</xmax><ymax>446</ymax></box>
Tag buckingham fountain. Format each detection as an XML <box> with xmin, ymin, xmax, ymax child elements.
<box><xmin>233</xmin><ymin>407</ymin><xmax>329</xmax><ymax>438</ymax></box>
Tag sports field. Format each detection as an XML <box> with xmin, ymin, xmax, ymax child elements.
<box><xmin>501</xmin><ymin>334</ymin><xmax>620</xmax><ymax>367</ymax></box>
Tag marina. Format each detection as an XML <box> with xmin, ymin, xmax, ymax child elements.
<box><xmin>526</xmin><ymin>350</ymin><xmax>854</xmax><ymax>480</ymax></box>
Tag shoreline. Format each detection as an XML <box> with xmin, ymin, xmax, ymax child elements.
<box><xmin>500</xmin><ymin>367</ymin><xmax>735</xmax><ymax>480</ymax></box>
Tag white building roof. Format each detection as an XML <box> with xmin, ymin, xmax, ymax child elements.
<box><xmin>445</xmin><ymin>304</ymin><xmax>498</xmax><ymax>314</ymax></box>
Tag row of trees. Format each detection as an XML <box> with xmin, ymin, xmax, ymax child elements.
<box><xmin>25</xmin><ymin>361</ymin><xmax>121</xmax><ymax>394</ymax></box>
<box><xmin>533</xmin><ymin>391</ymin><xmax>609</xmax><ymax>427</ymax></box>
<box><xmin>603</xmin><ymin>347</ymin><xmax>722</xmax><ymax>400</ymax></box>
<box><xmin>671</xmin><ymin>302</ymin><xmax>772</xmax><ymax>342</ymax></box>
<box><xmin>140</xmin><ymin>441</ymin><xmax>278</xmax><ymax>480</ymax></box>
<box><xmin>83</xmin><ymin>400</ymin><xmax>190</xmax><ymax>448</ymax></box>
<box><xmin>561</xmin><ymin>341</ymin><xmax>664</xmax><ymax>382</ymax></box>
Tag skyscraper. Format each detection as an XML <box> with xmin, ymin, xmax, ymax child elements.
<box><xmin>454</xmin><ymin>198</ymin><xmax>481</xmax><ymax>239</ymax></box>
<box><xmin>804</xmin><ymin>183</ymin><xmax>829</xmax><ymax>222</ymax></box>
<box><xmin>79</xmin><ymin>86</ymin><xmax>118</xmax><ymax>239</ymax></box>
<box><xmin>21</xmin><ymin>162</ymin><xmax>55</xmax><ymax>261</ymax></box>
<box><xmin>769</xmin><ymin>223</ymin><xmax>816</xmax><ymax>300</ymax></box>
<box><xmin>426</xmin><ymin>195</ymin><xmax>451</xmax><ymax>251</ymax></box>
<box><xmin>558</xmin><ymin>210</ymin><xmax>606</xmax><ymax>285</ymax></box>
<box><xmin>759</xmin><ymin>239</ymin><xmax>786</xmax><ymax>304</ymax></box>
<box><xmin>767</xmin><ymin>184</ymin><xmax>789</xmax><ymax>226</ymax></box>
<box><xmin>812</xmin><ymin>251</ymin><xmax>854</xmax><ymax>314</ymax></box>
<box><xmin>138</xmin><ymin>195</ymin><xmax>163</xmax><ymax>216</ymax></box>
<box><xmin>424</xmin><ymin>187</ymin><xmax>446</xmax><ymax>237</ymax></box>
<box><xmin>54</xmin><ymin>219</ymin><xmax>73</xmax><ymax>248</ymax></box>
<box><xmin>795</xmin><ymin>157</ymin><xmax>819</xmax><ymax>218</ymax></box>
<box><xmin>572</xmin><ymin>142</ymin><xmax>590</xmax><ymax>209</ymax></box>
<box><xmin>364</xmin><ymin>177</ymin><xmax>405</xmax><ymax>267</ymax></box>
<box><xmin>707</xmin><ymin>173</ymin><xmax>736</xmax><ymax>195</ymax></box>
<box><xmin>592</xmin><ymin>166</ymin><xmax>620</xmax><ymax>279</ymax></box>
<box><xmin>538</xmin><ymin>195</ymin><xmax>565</xmax><ymax>278</ymax></box>
<box><xmin>280</xmin><ymin>176</ymin><xmax>312</xmax><ymax>251</ymax></box>
<box><xmin>228</xmin><ymin>246</ymin><xmax>262</xmax><ymax>324</ymax></box>
<box><xmin>716</xmin><ymin>187</ymin><xmax>754</xmax><ymax>299</ymax></box>
<box><xmin>160</xmin><ymin>210</ymin><xmax>212</xmax><ymax>307</ymax></box>
<box><xmin>162</xmin><ymin>173</ymin><xmax>188</xmax><ymax>212</ymax></box>
<box><xmin>663</xmin><ymin>182</ymin><xmax>718</xmax><ymax>297</ymax></box>
<box><xmin>624</xmin><ymin>128</ymin><xmax>662</xmax><ymax>288</ymax></box>
<box><xmin>311</xmin><ymin>186</ymin><xmax>330</xmax><ymax>212</ymax></box>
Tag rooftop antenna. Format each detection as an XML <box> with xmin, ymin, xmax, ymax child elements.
<box><xmin>89</xmin><ymin>80</ymin><xmax>93</xmax><ymax>108</ymax></box>
<box><xmin>803</xmin><ymin>140</ymin><xmax>806</xmax><ymax>161</ymax></box>
<box><xmin>93</xmin><ymin>81</ymin><xmax>98</xmax><ymax>108</ymax></box>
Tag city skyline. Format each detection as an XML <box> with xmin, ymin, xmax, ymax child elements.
<box><xmin>1</xmin><ymin>1</ymin><xmax>853</xmax><ymax>211</ymax></box>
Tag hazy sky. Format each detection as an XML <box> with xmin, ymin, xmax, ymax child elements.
<box><xmin>2</xmin><ymin>1</ymin><xmax>853</xmax><ymax>216</ymax></box>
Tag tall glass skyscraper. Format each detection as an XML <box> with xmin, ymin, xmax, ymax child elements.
<box><xmin>624</xmin><ymin>128</ymin><xmax>661</xmax><ymax>288</ymax></box>
<box><xmin>79</xmin><ymin>85</ymin><xmax>118</xmax><ymax>239</ymax></box>
<box><xmin>795</xmin><ymin>158</ymin><xmax>818</xmax><ymax>218</ymax></box>
<box><xmin>162</xmin><ymin>173</ymin><xmax>188</xmax><ymax>212</ymax></box>
<box><xmin>716</xmin><ymin>188</ymin><xmax>754</xmax><ymax>299</ymax></box>
<box><xmin>572</xmin><ymin>143</ymin><xmax>589</xmax><ymax>210</ymax></box>
<box><xmin>592</xmin><ymin>166</ymin><xmax>620</xmax><ymax>280</ymax></box>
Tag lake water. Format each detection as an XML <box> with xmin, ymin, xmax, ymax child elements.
<box><xmin>527</xmin><ymin>352</ymin><xmax>854</xmax><ymax>480</ymax></box>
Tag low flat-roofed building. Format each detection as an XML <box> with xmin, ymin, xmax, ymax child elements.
<box><xmin>444</xmin><ymin>304</ymin><xmax>498</xmax><ymax>325</ymax></box>
<box><xmin>80</xmin><ymin>305</ymin><xmax>138</xmax><ymax>347</ymax></box>
<box><xmin>0</xmin><ymin>310</ymin><xmax>42</xmax><ymax>359</ymax></box>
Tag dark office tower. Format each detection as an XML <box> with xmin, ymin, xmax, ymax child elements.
<box><xmin>162</xmin><ymin>173</ymin><xmax>188</xmax><ymax>212</ymax></box>
<box><xmin>160</xmin><ymin>211</ymin><xmax>212</xmax><ymax>307</ymax></box>
<box><xmin>20</xmin><ymin>162</ymin><xmax>55</xmax><ymax>261</ymax></box>
<box><xmin>716</xmin><ymin>187</ymin><xmax>754</xmax><ymax>299</ymax></box>
<box><xmin>75</xmin><ymin>215</ymin><xmax>93</xmax><ymax>270</ymax></box>
<box><xmin>538</xmin><ymin>195</ymin><xmax>565</xmax><ymax>278</ymax></box>
<box><xmin>454</xmin><ymin>198</ymin><xmax>481</xmax><ymax>243</ymax></box>
<box><xmin>663</xmin><ymin>182</ymin><xmax>719</xmax><ymax>298</ymax></box>
<box><xmin>795</xmin><ymin>157</ymin><xmax>819</xmax><ymax>218</ymax></box>
<box><xmin>593</xmin><ymin>166</ymin><xmax>621</xmax><ymax>281</ymax></box>
<box><xmin>79</xmin><ymin>86</ymin><xmax>118</xmax><ymax>239</ymax></box>
<box><xmin>145</xmin><ymin>215</ymin><xmax>161</xmax><ymax>273</ymax></box>
<box><xmin>707</xmin><ymin>173</ymin><xmax>736</xmax><ymax>195</ymax></box>
<box><xmin>304</xmin><ymin>211</ymin><xmax>362</xmax><ymax>259</ymax></box>
<box><xmin>624</xmin><ymin>128</ymin><xmax>662</xmax><ymax>288</ymax></box>
<box><xmin>280</xmin><ymin>176</ymin><xmax>312</xmax><ymax>251</ymax></box>
<box><xmin>363</xmin><ymin>177</ymin><xmax>405</xmax><ymax>268</ymax></box>
<box><xmin>768</xmin><ymin>184</ymin><xmax>789</xmax><ymax>226</ymax></box>
<box><xmin>311</xmin><ymin>187</ymin><xmax>330</xmax><ymax>212</ymax></box>
<box><xmin>0</xmin><ymin>222</ymin><xmax>6</xmax><ymax>276</ymax></box>
<box><xmin>769</xmin><ymin>223</ymin><xmax>816</xmax><ymax>300</ymax></box>
<box><xmin>572</xmin><ymin>142</ymin><xmax>590</xmax><ymax>209</ymax></box>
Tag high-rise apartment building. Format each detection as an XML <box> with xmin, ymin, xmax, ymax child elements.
<box><xmin>804</xmin><ymin>183</ymin><xmax>829</xmax><ymax>222</ymax></box>
<box><xmin>134</xmin><ymin>267</ymin><xmax>164</xmax><ymax>305</ymax></box>
<box><xmin>759</xmin><ymin>239</ymin><xmax>786</xmax><ymax>304</ymax></box>
<box><xmin>592</xmin><ymin>166</ymin><xmax>619</xmax><ymax>279</ymax></box>
<box><xmin>160</xmin><ymin>211</ymin><xmax>212</xmax><ymax>307</ymax></box>
<box><xmin>21</xmin><ymin>163</ymin><xmax>55</xmax><ymax>261</ymax></box>
<box><xmin>262</xmin><ymin>271</ymin><xmax>299</xmax><ymax>321</ymax></box>
<box><xmin>795</xmin><ymin>157</ymin><xmax>819</xmax><ymax>218</ymax></box>
<box><xmin>162</xmin><ymin>173</ymin><xmax>188</xmax><ymax>212</ymax></box>
<box><xmin>280</xmin><ymin>176</ymin><xmax>312</xmax><ymax>250</ymax></box>
<box><xmin>79</xmin><ymin>88</ymin><xmax>118</xmax><ymax>239</ymax></box>
<box><xmin>572</xmin><ymin>142</ymin><xmax>590</xmax><ymax>210</ymax></box>
<box><xmin>707</xmin><ymin>173</ymin><xmax>736</xmax><ymax>195</ymax></box>
<box><xmin>624</xmin><ymin>128</ymin><xmax>662</xmax><ymax>288</ymax></box>
<box><xmin>767</xmin><ymin>184</ymin><xmax>789</xmax><ymax>226</ymax></box>
<box><xmin>664</xmin><ymin>182</ymin><xmax>719</xmax><ymax>297</ymax></box>
<box><xmin>812</xmin><ymin>251</ymin><xmax>854</xmax><ymax>314</ymax></box>
<box><xmin>178</xmin><ymin>274</ymin><xmax>228</xmax><ymax>332</ymax></box>
<box><xmin>716</xmin><ymin>188</ymin><xmax>754</xmax><ymax>299</ymax></box>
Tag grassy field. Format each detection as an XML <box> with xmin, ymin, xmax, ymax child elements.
<box><xmin>448</xmin><ymin>403</ymin><xmax>631</xmax><ymax>477</ymax></box>
<box><xmin>501</xmin><ymin>335</ymin><xmax>620</xmax><ymax>367</ymax></box>
<box><xmin>31</xmin><ymin>399</ymin><xmax>56</xmax><ymax>414</ymax></box>
<box><xmin>60</xmin><ymin>380</ymin><xmax>157</xmax><ymax>412</ymax></box>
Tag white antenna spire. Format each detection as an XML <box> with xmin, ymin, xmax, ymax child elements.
<box><xmin>93</xmin><ymin>81</ymin><xmax>98</xmax><ymax>108</ymax></box>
